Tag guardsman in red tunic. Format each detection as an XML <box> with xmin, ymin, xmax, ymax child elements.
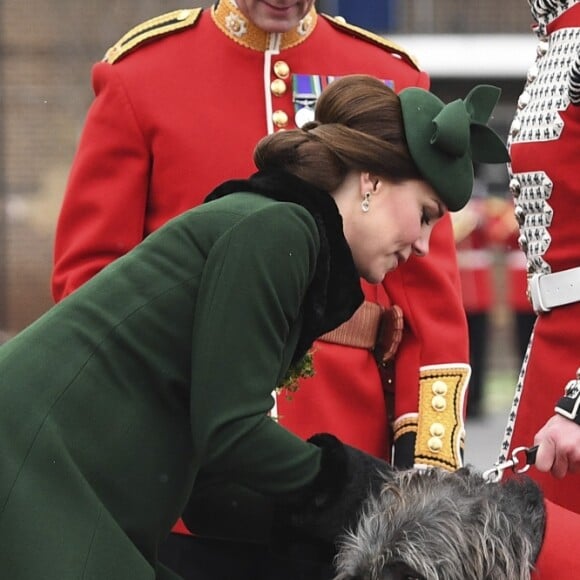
<box><xmin>489</xmin><ymin>200</ymin><xmax>537</xmax><ymax>362</ymax></box>
<box><xmin>452</xmin><ymin>183</ymin><xmax>496</xmax><ymax>419</ymax></box>
<box><xmin>506</xmin><ymin>235</ymin><xmax>537</xmax><ymax>361</ymax></box>
<box><xmin>51</xmin><ymin>1</ymin><xmax>469</xmax><ymax>576</ymax></box>
<box><xmin>499</xmin><ymin>1</ymin><xmax>580</xmax><ymax>575</ymax></box>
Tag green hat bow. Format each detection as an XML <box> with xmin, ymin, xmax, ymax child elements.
<box><xmin>399</xmin><ymin>84</ymin><xmax>509</xmax><ymax>211</ymax></box>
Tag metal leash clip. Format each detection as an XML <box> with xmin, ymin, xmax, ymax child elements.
<box><xmin>482</xmin><ymin>445</ymin><xmax>538</xmax><ymax>483</ymax></box>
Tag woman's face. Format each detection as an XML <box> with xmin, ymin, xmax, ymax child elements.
<box><xmin>235</xmin><ymin>0</ymin><xmax>315</xmax><ymax>33</ymax></box>
<box><xmin>339</xmin><ymin>174</ymin><xmax>445</xmax><ymax>284</ymax></box>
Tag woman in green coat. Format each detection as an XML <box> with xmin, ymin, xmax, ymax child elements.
<box><xmin>0</xmin><ymin>75</ymin><xmax>508</xmax><ymax>579</ymax></box>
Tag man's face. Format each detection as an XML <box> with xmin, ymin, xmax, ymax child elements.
<box><xmin>235</xmin><ymin>0</ymin><xmax>316</xmax><ymax>33</ymax></box>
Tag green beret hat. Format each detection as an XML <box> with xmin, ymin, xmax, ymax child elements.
<box><xmin>399</xmin><ymin>85</ymin><xmax>510</xmax><ymax>211</ymax></box>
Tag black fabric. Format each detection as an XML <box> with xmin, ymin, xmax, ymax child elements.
<box><xmin>276</xmin><ymin>433</ymin><xmax>395</xmax><ymax>546</ymax></box>
<box><xmin>514</xmin><ymin>311</ymin><xmax>535</xmax><ymax>361</ymax></box>
<box><xmin>158</xmin><ymin>534</ymin><xmax>335</xmax><ymax>580</ymax></box>
<box><xmin>466</xmin><ymin>311</ymin><xmax>490</xmax><ymax>418</ymax></box>
<box><xmin>555</xmin><ymin>394</ymin><xmax>580</xmax><ymax>425</ymax></box>
<box><xmin>392</xmin><ymin>431</ymin><xmax>416</xmax><ymax>469</ymax></box>
<box><xmin>205</xmin><ymin>170</ymin><xmax>364</xmax><ymax>364</ymax></box>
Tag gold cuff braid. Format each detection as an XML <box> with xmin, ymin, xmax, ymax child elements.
<box><xmin>394</xmin><ymin>364</ymin><xmax>469</xmax><ymax>471</ymax></box>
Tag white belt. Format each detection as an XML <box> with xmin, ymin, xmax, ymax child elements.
<box><xmin>529</xmin><ymin>267</ymin><xmax>580</xmax><ymax>313</ymax></box>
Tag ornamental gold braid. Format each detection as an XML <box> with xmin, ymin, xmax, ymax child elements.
<box><xmin>323</xmin><ymin>15</ymin><xmax>420</xmax><ymax>70</ymax></box>
<box><xmin>414</xmin><ymin>364</ymin><xmax>469</xmax><ymax>471</ymax></box>
<box><xmin>103</xmin><ymin>9</ymin><xmax>202</xmax><ymax>64</ymax></box>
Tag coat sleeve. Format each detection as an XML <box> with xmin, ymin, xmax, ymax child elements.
<box><xmin>385</xmin><ymin>212</ymin><xmax>470</xmax><ymax>471</ymax></box>
<box><xmin>187</xmin><ymin>203</ymin><xmax>324</xmax><ymax>496</ymax></box>
<box><xmin>52</xmin><ymin>62</ymin><xmax>150</xmax><ymax>301</ymax></box>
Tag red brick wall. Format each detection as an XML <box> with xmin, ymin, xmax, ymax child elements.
<box><xmin>0</xmin><ymin>1</ymin><xmax>213</xmax><ymax>333</ymax></box>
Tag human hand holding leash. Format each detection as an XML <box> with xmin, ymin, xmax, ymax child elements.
<box><xmin>534</xmin><ymin>414</ymin><xmax>580</xmax><ymax>478</ymax></box>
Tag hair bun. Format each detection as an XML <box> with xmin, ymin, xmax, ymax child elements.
<box><xmin>301</xmin><ymin>120</ymin><xmax>321</xmax><ymax>132</ymax></box>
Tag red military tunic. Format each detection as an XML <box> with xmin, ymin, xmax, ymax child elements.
<box><xmin>452</xmin><ymin>194</ymin><xmax>496</xmax><ymax>418</ymax></box>
<box><xmin>454</xmin><ymin>197</ymin><xmax>496</xmax><ymax>315</ymax></box>
<box><xmin>52</xmin><ymin>3</ymin><xmax>469</xmax><ymax>539</ymax></box>
<box><xmin>501</xmin><ymin>0</ymin><xmax>580</xmax><ymax>520</ymax></box>
<box><xmin>505</xmin><ymin>229</ymin><xmax>534</xmax><ymax>314</ymax></box>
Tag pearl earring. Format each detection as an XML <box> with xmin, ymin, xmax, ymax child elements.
<box><xmin>361</xmin><ymin>191</ymin><xmax>371</xmax><ymax>213</ymax></box>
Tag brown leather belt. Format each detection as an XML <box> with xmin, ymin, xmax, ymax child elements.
<box><xmin>318</xmin><ymin>300</ymin><xmax>403</xmax><ymax>364</ymax></box>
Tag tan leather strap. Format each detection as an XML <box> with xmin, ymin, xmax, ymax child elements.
<box><xmin>375</xmin><ymin>304</ymin><xmax>404</xmax><ymax>364</ymax></box>
<box><xmin>319</xmin><ymin>301</ymin><xmax>382</xmax><ymax>349</ymax></box>
<box><xmin>318</xmin><ymin>301</ymin><xmax>403</xmax><ymax>364</ymax></box>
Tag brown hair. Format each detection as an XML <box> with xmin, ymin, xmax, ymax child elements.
<box><xmin>253</xmin><ymin>74</ymin><xmax>421</xmax><ymax>192</ymax></box>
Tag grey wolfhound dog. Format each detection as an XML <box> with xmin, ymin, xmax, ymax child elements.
<box><xmin>333</xmin><ymin>467</ymin><xmax>546</xmax><ymax>580</ymax></box>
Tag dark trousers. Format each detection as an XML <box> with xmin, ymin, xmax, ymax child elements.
<box><xmin>158</xmin><ymin>533</ymin><xmax>335</xmax><ymax>580</ymax></box>
<box><xmin>466</xmin><ymin>311</ymin><xmax>489</xmax><ymax>418</ymax></box>
<box><xmin>514</xmin><ymin>311</ymin><xmax>536</xmax><ymax>362</ymax></box>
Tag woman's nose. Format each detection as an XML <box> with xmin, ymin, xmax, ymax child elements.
<box><xmin>412</xmin><ymin>231</ymin><xmax>430</xmax><ymax>257</ymax></box>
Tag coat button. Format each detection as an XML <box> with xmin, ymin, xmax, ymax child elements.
<box><xmin>509</xmin><ymin>119</ymin><xmax>521</xmax><ymax>137</ymax></box>
<box><xmin>430</xmin><ymin>423</ymin><xmax>445</xmax><ymax>438</ymax></box>
<box><xmin>428</xmin><ymin>437</ymin><xmax>443</xmax><ymax>452</ymax></box>
<box><xmin>527</xmin><ymin>63</ymin><xmax>539</xmax><ymax>83</ymax></box>
<box><xmin>273</xmin><ymin>60</ymin><xmax>290</xmax><ymax>79</ymax></box>
<box><xmin>536</xmin><ymin>39</ymin><xmax>549</xmax><ymax>57</ymax></box>
<box><xmin>432</xmin><ymin>395</ymin><xmax>447</xmax><ymax>412</ymax></box>
<box><xmin>271</xmin><ymin>78</ymin><xmax>287</xmax><ymax>97</ymax></box>
<box><xmin>517</xmin><ymin>92</ymin><xmax>531</xmax><ymax>110</ymax></box>
<box><xmin>432</xmin><ymin>380</ymin><xmax>448</xmax><ymax>396</ymax></box>
<box><xmin>509</xmin><ymin>177</ymin><xmax>521</xmax><ymax>197</ymax></box>
<box><xmin>272</xmin><ymin>110</ymin><xmax>289</xmax><ymax>128</ymax></box>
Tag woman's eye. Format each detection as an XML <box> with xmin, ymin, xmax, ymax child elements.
<box><xmin>421</xmin><ymin>209</ymin><xmax>431</xmax><ymax>225</ymax></box>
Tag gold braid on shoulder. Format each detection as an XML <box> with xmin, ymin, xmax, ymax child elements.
<box><xmin>103</xmin><ymin>8</ymin><xmax>202</xmax><ymax>64</ymax></box>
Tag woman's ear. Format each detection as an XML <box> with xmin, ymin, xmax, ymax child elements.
<box><xmin>360</xmin><ymin>172</ymin><xmax>378</xmax><ymax>194</ymax></box>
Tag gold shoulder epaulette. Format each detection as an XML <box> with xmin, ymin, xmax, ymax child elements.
<box><xmin>103</xmin><ymin>8</ymin><xmax>202</xmax><ymax>64</ymax></box>
<box><xmin>321</xmin><ymin>14</ymin><xmax>420</xmax><ymax>71</ymax></box>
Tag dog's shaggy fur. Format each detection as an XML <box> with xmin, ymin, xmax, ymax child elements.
<box><xmin>333</xmin><ymin>467</ymin><xmax>546</xmax><ymax>580</ymax></box>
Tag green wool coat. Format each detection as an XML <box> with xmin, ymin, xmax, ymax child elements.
<box><xmin>0</xmin><ymin>175</ymin><xmax>362</xmax><ymax>579</ymax></box>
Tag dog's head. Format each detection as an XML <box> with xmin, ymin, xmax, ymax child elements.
<box><xmin>333</xmin><ymin>467</ymin><xmax>546</xmax><ymax>580</ymax></box>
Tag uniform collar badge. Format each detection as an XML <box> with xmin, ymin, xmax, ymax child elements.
<box><xmin>212</xmin><ymin>0</ymin><xmax>317</xmax><ymax>51</ymax></box>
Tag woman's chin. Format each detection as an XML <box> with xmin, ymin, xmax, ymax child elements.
<box><xmin>359</xmin><ymin>260</ymin><xmax>399</xmax><ymax>283</ymax></box>
<box><xmin>362</xmin><ymin>271</ymin><xmax>386</xmax><ymax>284</ymax></box>
<box><xmin>368</xmin><ymin>262</ymin><xmax>399</xmax><ymax>284</ymax></box>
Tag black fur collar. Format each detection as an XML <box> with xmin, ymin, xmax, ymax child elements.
<box><xmin>205</xmin><ymin>170</ymin><xmax>364</xmax><ymax>362</ymax></box>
